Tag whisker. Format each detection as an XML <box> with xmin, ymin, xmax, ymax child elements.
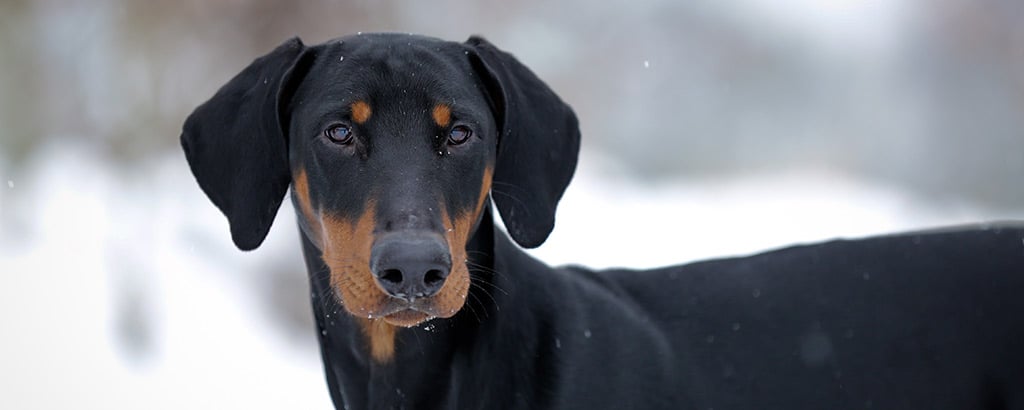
<box><xmin>491</xmin><ymin>180</ymin><xmax>532</xmax><ymax>199</ymax></box>
<box><xmin>469</xmin><ymin>281</ymin><xmax>501</xmax><ymax>311</ymax></box>
<box><xmin>467</xmin><ymin>270</ymin><xmax>510</xmax><ymax>297</ymax></box>
<box><xmin>308</xmin><ymin>269</ymin><xmax>341</xmax><ymax>313</ymax></box>
<box><xmin>466</xmin><ymin>260</ymin><xmax>511</xmax><ymax>287</ymax></box>
<box><xmin>489</xmin><ymin>189</ymin><xmax>533</xmax><ymax>217</ymax></box>
<box><xmin>465</xmin><ymin>259</ymin><xmax>498</xmax><ymax>275</ymax></box>
<box><xmin>408</xmin><ymin>321</ymin><xmax>425</xmax><ymax>355</ymax></box>
<box><xmin>462</xmin><ymin>293</ymin><xmax>485</xmax><ymax>324</ymax></box>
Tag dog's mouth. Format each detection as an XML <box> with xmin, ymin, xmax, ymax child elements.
<box><xmin>371</xmin><ymin>297</ymin><xmax>448</xmax><ymax>327</ymax></box>
<box><xmin>326</xmin><ymin>254</ymin><xmax>470</xmax><ymax>328</ymax></box>
<box><xmin>381</xmin><ymin>308</ymin><xmax>434</xmax><ymax>327</ymax></box>
<box><xmin>316</xmin><ymin>204</ymin><xmax>475</xmax><ymax>329</ymax></box>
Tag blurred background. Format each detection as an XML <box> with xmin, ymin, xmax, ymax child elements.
<box><xmin>1</xmin><ymin>0</ymin><xmax>1022</xmax><ymax>408</ymax></box>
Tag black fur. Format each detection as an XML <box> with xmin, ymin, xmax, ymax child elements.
<box><xmin>466</xmin><ymin>36</ymin><xmax>580</xmax><ymax>248</ymax></box>
<box><xmin>183</xmin><ymin>33</ymin><xmax>1024</xmax><ymax>409</ymax></box>
<box><xmin>181</xmin><ymin>37</ymin><xmax>309</xmax><ymax>250</ymax></box>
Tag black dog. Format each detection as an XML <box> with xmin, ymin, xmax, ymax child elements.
<box><xmin>182</xmin><ymin>33</ymin><xmax>1024</xmax><ymax>409</ymax></box>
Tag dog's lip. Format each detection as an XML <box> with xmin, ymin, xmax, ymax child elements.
<box><xmin>370</xmin><ymin>298</ymin><xmax>438</xmax><ymax>326</ymax></box>
<box><xmin>382</xmin><ymin>308</ymin><xmax>433</xmax><ymax>327</ymax></box>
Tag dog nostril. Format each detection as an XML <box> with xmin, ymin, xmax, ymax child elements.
<box><xmin>424</xmin><ymin>269</ymin><xmax>446</xmax><ymax>287</ymax></box>
<box><xmin>370</xmin><ymin>232</ymin><xmax>451</xmax><ymax>299</ymax></box>
<box><xmin>379</xmin><ymin>269</ymin><xmax>404</xmax><ymax>285</ymax></box>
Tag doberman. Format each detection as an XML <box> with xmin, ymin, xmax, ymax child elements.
<box><xmin>182</xmin><ymin>33</ymin><xmax>1024</xmax><ymax>409</ymax></box>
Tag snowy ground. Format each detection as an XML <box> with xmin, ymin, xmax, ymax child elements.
<box><xmin>1</xmin><ymin>145</ymin><xmax>1020</xmax><ymax>409</ymax></box>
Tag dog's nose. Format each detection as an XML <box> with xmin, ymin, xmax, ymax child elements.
<box><xmin>370</xmin><ymin>233</ymin><xmax>452</xmax><ymax>300</ymax></box>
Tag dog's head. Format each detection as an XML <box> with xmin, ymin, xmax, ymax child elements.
<box><xmin>182</xmin><ymin>34</ymin><xmax>579</xmax><ymax>329</ymax></box>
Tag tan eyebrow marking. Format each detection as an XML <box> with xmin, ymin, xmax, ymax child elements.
<box><xmin>432</xmin><ymin>104</ymin><xmax>451</xmax><ymax>128</ymax></box>
<box><xmin>351</xmin><ymin>100</ymin><xmax>372</xmax><ymax>124</ymax></box>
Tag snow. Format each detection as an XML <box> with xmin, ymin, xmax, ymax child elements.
<box><xmin>1</xmin><ymin>144</ymin><xmax>1019</xmax><ymax>409</ymax></box>
<box><xmin>727</xmin><ymin>0</ymin><xmax>910</xmax><ymax>55</ymax></box>
<box><xmin>526</xmin><ymin>150</ymin><xmax>1012</xmax><ymax>270</ymax></box>
<box><xmin>0</xmin><ymin>144</ymin><xmax>332</xmax><ymax>409</ymax></box>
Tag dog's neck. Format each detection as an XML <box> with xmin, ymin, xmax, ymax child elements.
<box><xmin>300</xmin><ymin>207</ymin><xmax>518</xmax><ymax>407</ymax></box>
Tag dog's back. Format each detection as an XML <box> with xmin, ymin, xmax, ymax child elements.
<box><xmin>594</xmin><ymin>225</ymin><xmax>1024</xmax><ymax>408</ymax></box>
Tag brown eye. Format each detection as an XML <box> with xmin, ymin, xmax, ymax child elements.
<box><xmin>325</xmin><ymin>124</ymin><xmax>353</xmax><ymax>145</ymax></box>
<box><xmin>448</xmin><ymin>125</ymin><xmax>472</xmax><ymax>145</ymax></box>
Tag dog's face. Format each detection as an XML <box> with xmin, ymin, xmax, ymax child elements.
<box><xmin>287</xmin><ymin>36</ymin><xmax>497</xmax><ymax>327</ymax></box>
<box><xmin>181</xmin><ymin>34</ymin><xmax>579</xmax><ymax>330</ymax></box>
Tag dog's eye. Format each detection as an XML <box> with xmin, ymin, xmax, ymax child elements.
<box><xmin>448</xmin><ymin>125</ymin><xmax>472</xmax><ymax>145</ymax></box>
<box><xmin>325</xmin><ymin>124</ymin><xmax>354</xmax><ymax>145</ymax></box>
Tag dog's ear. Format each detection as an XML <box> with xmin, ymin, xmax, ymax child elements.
<box><xmin>181</xmin><ymin>37</ymin><xmax>310</xmax><ymax>251</ymax></box>
<box><xmin>465</xmin><ymin>36</ymin><xmax>581</xmax><ymax>249</ymax></box>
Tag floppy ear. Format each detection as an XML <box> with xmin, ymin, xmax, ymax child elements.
<box><xmin>181</xmin><ymin>37</ymin><xmax>309</xmax><ymax>251</ymax></box>
<box><xmin>464</xmin><ymin>36</ymin><xmax>581</xmax><ymax>249</ymax></box>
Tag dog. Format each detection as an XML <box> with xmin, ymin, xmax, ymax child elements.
<box><xmin>182</xmin><ymin>33</ymin><xmax>1024</xmax><ymax>409</ymax></box>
